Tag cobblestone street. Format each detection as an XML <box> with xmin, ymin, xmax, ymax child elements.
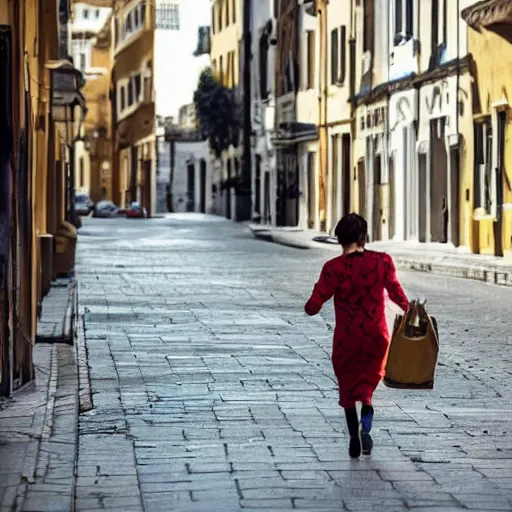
<box><xmin>75</xmin><ymin>214</ymin><xmax>512</xmax><ymax>512</ymax></box>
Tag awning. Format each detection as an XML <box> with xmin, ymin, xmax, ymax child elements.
<box><xmin>271</xmin><ymin>122</ymin><xmax>319</xmax><ymax>147</ymax></box>
<box><xmin>462</xmin><ymin>0</ymin><xmax>512</xmax><ymax>28</ymax></box>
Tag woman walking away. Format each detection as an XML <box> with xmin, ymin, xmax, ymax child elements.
<box><xmin>304</xmin><ymin>214</ymin><xmax>409</xmax><ymax>458</ymax></box>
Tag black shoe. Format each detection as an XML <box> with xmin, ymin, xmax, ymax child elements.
<box><xmin>345</xmin><ymin>407</ymin><xmax>361</xmax><ymax>459</ymax></box>
<box><xmin>360</xmin><ymin>405</ymin><xmax>374</xmax><ymax>455</ymax></box>
<box><xmin>349</xmin><ymin>436</ymin><xmax>362</xmax><ymax>458</ymax></box>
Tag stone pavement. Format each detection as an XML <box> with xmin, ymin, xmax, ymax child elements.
<box><xmin>249</xmin><ymin>224</ymin><xmax>512</xmax><ymax>287</ymax></box>
<box><xmin>72</xmin><ymin>214</ymin><xmax>512</xmax><ymax>512</ymax></box>
<box><xmin>0</xmin><ymin>343</ymin><xmax>78</xmax><ymax>512</ymax></box>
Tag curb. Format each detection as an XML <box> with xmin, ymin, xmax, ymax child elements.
<box><xmin>76</xmin><ymin>308</ymin><xmax>93</xmax><ymax>414</ymax></box>
<box><xmin>36</xmin><ymin>279</ymin><xmax>78</xmax><ymax>344</ymax></box>
<box><xmin>249</xmin><ymin>227</ymin><xmax>512</xmax><ymax>287</ymax></box>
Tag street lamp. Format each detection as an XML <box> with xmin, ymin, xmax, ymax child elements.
<box><xmin>48</xmin><ymin>59</ymin><xmax>87</xmax><ymax>229</ymax></box>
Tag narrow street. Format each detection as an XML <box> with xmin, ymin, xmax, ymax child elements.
<box><xmin>75</xmin><ymin>215</ymin><xmax>512</xmax><ymax>512</ymax></box>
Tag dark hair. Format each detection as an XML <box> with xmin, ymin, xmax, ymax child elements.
<box><xmin>334</xmin><ymin>213</ymin><xmax>368</xmax><ymax>247</ymax></box>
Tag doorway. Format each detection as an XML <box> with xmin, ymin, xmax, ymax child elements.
<box><xmin>450</xmin><ymin>147</ymin><xmax>460</xmax><ymax>247</ymax></box>
<box><xmin>226</xmin><ymin>159</ymin><xmax>232</xmax><ymax>219</ymax></box>
<box><xmin>357</xmin><ymin>158</ymin><xmax>366</xmax><ymax>220</ymax></box>
<box><xmin>342</xmin><ymin>134</ymin><xmax>351</xmax><ymax>217</ymax></box>
<box><xmin>430</xmin><ymin>119</ymin><xmax>448</xmax><ymax>243</ymax></box>
<box><xmin>255</xmin><ymin>155</ymin><xmax>262</xmax><ymax>216</ymax></box>
<box><xmin>495</xmin><ymin>111</ymin><xmax>506</xmax><ymax>256</ymax></box>
<box><xmin>331</xmin><ymin>136</ymin><xmax>339</xmax><ymax>232</ymax></box>
<box><xmin>389</xmin><ymin>155</ymin><xmax>395</xmax><ymax>239</ymax></box>
<box><xmin>187</xmin><ymin>163</ymin><xmax>195</xmax><ymax>212</ymax></box>
<box><xmin>263</xmin><ymin>172</ymin><xmax>271</xmax><ymax>224</ymax></box>
<box><xmin>372</xmin><ymin>153</ymin><xmax>382</xmax><ymax>242</ymax></box>
<box><xmin>307</xmin><ymin>152</ymin><xmax>316</xmax><ymax>229</ymax></box>
<box><xmin>200</xmin><ymin>159</ymin><xmax>206</xmax><ymax>213</ymax></box>
<box><xmin>141</xmin><ymin>160</ymin><xmax>151</xmax><ymax>215</ymax></box>
<box><xmin>418</xmin><ymin>153</ymin><xmax>428</xmax><ymax>242</ymax></box>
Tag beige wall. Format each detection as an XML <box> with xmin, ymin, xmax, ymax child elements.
<box><xmin>468</xmin><ymin>22</ymin><xmax>512</xmax><ymax>259</ymax></box>
<box><xmin>210</xmin><ymin>0</ymin><xmax>242</xmax><ymax>87</ymax></box>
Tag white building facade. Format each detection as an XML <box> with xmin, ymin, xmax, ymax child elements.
<box><xmin>250</xmin><ymin>0</ymin><xmax>278</xmax><ymax>225</ymax></box>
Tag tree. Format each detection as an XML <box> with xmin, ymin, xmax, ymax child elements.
<box><xmin>194</xmin><ymin>68</ymin><xmax>240</xmax><ymax>160</ymax></box>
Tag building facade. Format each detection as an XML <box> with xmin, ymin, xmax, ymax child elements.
<box><xmin>250</xmin><ymin>0</ymin><xmax>278</xmax><ymax>225</ymax></box>
<box><xmin>72</xmin><ymin>2</ymin><xmax>112</xmax><ymax>201</ymax></box>
<box><xmin>463</xmin><ymin>0</ymin><xmax>512</xmax><ymax>259</ymax></box>
<box><xmin>0</xmin><ymin>0</ymin><xmax>82</xmax><ymax>396</ymax></box>
<box><xmin>210</xmin><ymin>0</ymin><xmax>243</xmax><ymax>220</ymax></box>
<box><xmin>111</xmin><ymin>0</ymin><xmax>156</xmax><ymax>215</ymax></box>
<box><xmin>353</xmin><ymin>0</ymin><xmax>474</xmax><ymax>248</ymax></box>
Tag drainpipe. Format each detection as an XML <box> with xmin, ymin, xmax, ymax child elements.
<box><xmin>349</xmin><ymin>0</ymin><xmax>356</xmax><ymax>213</ymax></box>
<box><xmin>455</xmin><ymin>0</ymin><xmax>464</xmax><ymax>249</ymax></box>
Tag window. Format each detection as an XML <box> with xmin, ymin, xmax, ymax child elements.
<box><xmin>96</xmin><ymin>9</ymin><xmax>100</xmax><ymax>18</ymax></box>
<box><xmin>274</xmin><ymin>0</ymin><xmax>279</xmax><ymax>18</ymax></box>
<box><xmin>128</xmin><ymin>80</ymin><xmax>134</xmax><ymax>106</ymax></box>
<box><xmin>219</xmin><ymin>55</ymin><xmax>224</xmax><ymax>83</ymax></box>
<box><xmin>474</xmin><ymin>119</ymin><xmax>492</xmax><ymax>213</ymax></box>
<box><xmin>394</xmin><ymin>0</ymin><xmax>413</xmax><ymax>45</ymax></box>
<box><xmin>125</xmin><ymin>12</ymin><xmax>133</xmax><ymax>34</ymax></box>
<box><xmin>331</xmin><ymin>29</ymin><xmax>338</xmax><ymax>85</ymax></box>
<box><xmin>232</xmin><ymin>0</ymin><xmax>236</xmax><ymax>24</ymax></box>
<box><xmin>431</xmin><ymin>0</ymin><xmax>447</xmax><ymax>55</ymax></box>
<box><xmin>79</xmin><ymin>53</ymin><xmax>86</xmax><ymax>72</ymax></box>
<box><xmin>363</xmin><ymin>0</ymin><xmax>374</xmax><ymax>53</ymax></box>
<box><xmin>79</xmin><ymin>157</ymin><xmax>85</xmax><ymax>187</ymax></box>
<box><xmin>156</xmin><ymin>3</ymin><xmax>180</xmax><ymax>30</ymax></box>
<box><xmin>211</xmin><ymin>5</ymin><xmax>216</xmax><ymax>33</ymax></box>
<box><xmin>134</xmin><ymin>74</ymin><xmax>141</xmax><ymax>100</ymax></box>
<box><xmin>120</xmin><ymin>85</ymin><xmax>126</xmax><ymax>111</ymax></box>
<box><xmin>330</xmin><ymin>26</ymin><xmax>347</xmax><ymax>85</ymax></box>
<box><xmin>259</xmin><ymin>35</ymin><xmax>269</xmax><ymax>100</ymax></box>
<box><xmin>135</xmin><ymin>8</ymin><xmax>139</xmax><ymax>27</ymax></box>
<box><xmin>306</xmin><ymin>30</ymin><xmax>315</xmax><ymax>90</ymax></box>
<box><xmin>218</xmin><ymin>1</ymin><xmax>223</xmax><ymax>31</ymax></box>
<box><xmin>226</xmin><ymin>0</ymin><xmax>230</xmax><ymax>26</ymax></box>
<box><xmin>114</xmin><ymin>19</ymin><xmax>119</xmax><ymax>45</ymax></box>
<box><xmin>83</xmin><ymin>8</ymin><xmax>89</xmax><ymax>19</ymax></box>
<box><xmin>227</xmin><ymin>51</ymin><xmax>235</xmax><ymax>88</ymax></box>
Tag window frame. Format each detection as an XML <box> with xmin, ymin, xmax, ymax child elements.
<box><xmin>394</xmin><ymin>0</ymin><xmax>414</xmax><ymax>46</ymax></box>
<box><xmin>330</xmin><ymin>26</ymin><xmax>346</xmax><ymax>86</ymax></box>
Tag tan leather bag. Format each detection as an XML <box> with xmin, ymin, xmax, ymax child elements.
<box><xmin>384</xmin><ymin>303</ymin><xmax>439</xmax><ymax>389</ymax></box>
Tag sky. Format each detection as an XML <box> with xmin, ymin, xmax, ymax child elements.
<box><xmin>154</xmin><ymin>0</ymin><xmax>211</xmax><ymax>120</ymax></box>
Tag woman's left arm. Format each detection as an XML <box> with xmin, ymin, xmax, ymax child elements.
<box><xmin>304</xmin><ymin>261</ymin><xmax>337</xmax><ymax>316</ymax></box>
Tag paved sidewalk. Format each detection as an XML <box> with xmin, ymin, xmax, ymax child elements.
<box><xmin>0</xmin><ymin>343</ymin><xmax>78</xmax><ymax>512</ymax></box>
<box><xmin>36</xmin><ymin>278</ymin><xmax>78</xmax><ymax>344</ymax></box>
<box><xmin>249</xmin><ymin>225</ymin><xmax>512</xmax><ymax>286</ymax></box>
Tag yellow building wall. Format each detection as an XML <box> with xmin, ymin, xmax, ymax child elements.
<box><xmin>468</xmin><ymin>25</ymin><xmax>512</xmax><ymax>259</ymax></box>
<box><xmin>210</xmin><ymin>0</ymin><xmax>242</xmax><ymax>87</ymax></box>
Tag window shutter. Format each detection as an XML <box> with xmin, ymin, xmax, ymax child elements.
<box><xmin>331</xmin><ymin>29</ymin><xmax>338</xmax><ymax>85</ymax></box>
<box><xmin>307</xmin><ymin>30</ymin><xmax>315</xmax><ymax>89</ymax></box>
<box><xmin>340</xmin><ymin>26</ymin><xmax>346</xmax><ymax>84</ymax></box>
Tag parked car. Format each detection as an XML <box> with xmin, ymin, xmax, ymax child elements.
<box><xmin>126</xmin><ymin>202</ymin><xmax>147</xmax><ymax>219</ymax></box>
<box><xmin>75</xmin><ymin>193</ymin><xmax>94</xmax><ymax>216</ymax></box>
<box><xmin>93</xmin><ymin>200</ymin><xmax>119</xmax><ymax>218</ymax></box>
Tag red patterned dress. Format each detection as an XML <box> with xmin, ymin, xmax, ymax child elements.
<box><xmin>305</xmin><ymin>251</ymin><xmax>409</xmax><ymax>408</ymax></box>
